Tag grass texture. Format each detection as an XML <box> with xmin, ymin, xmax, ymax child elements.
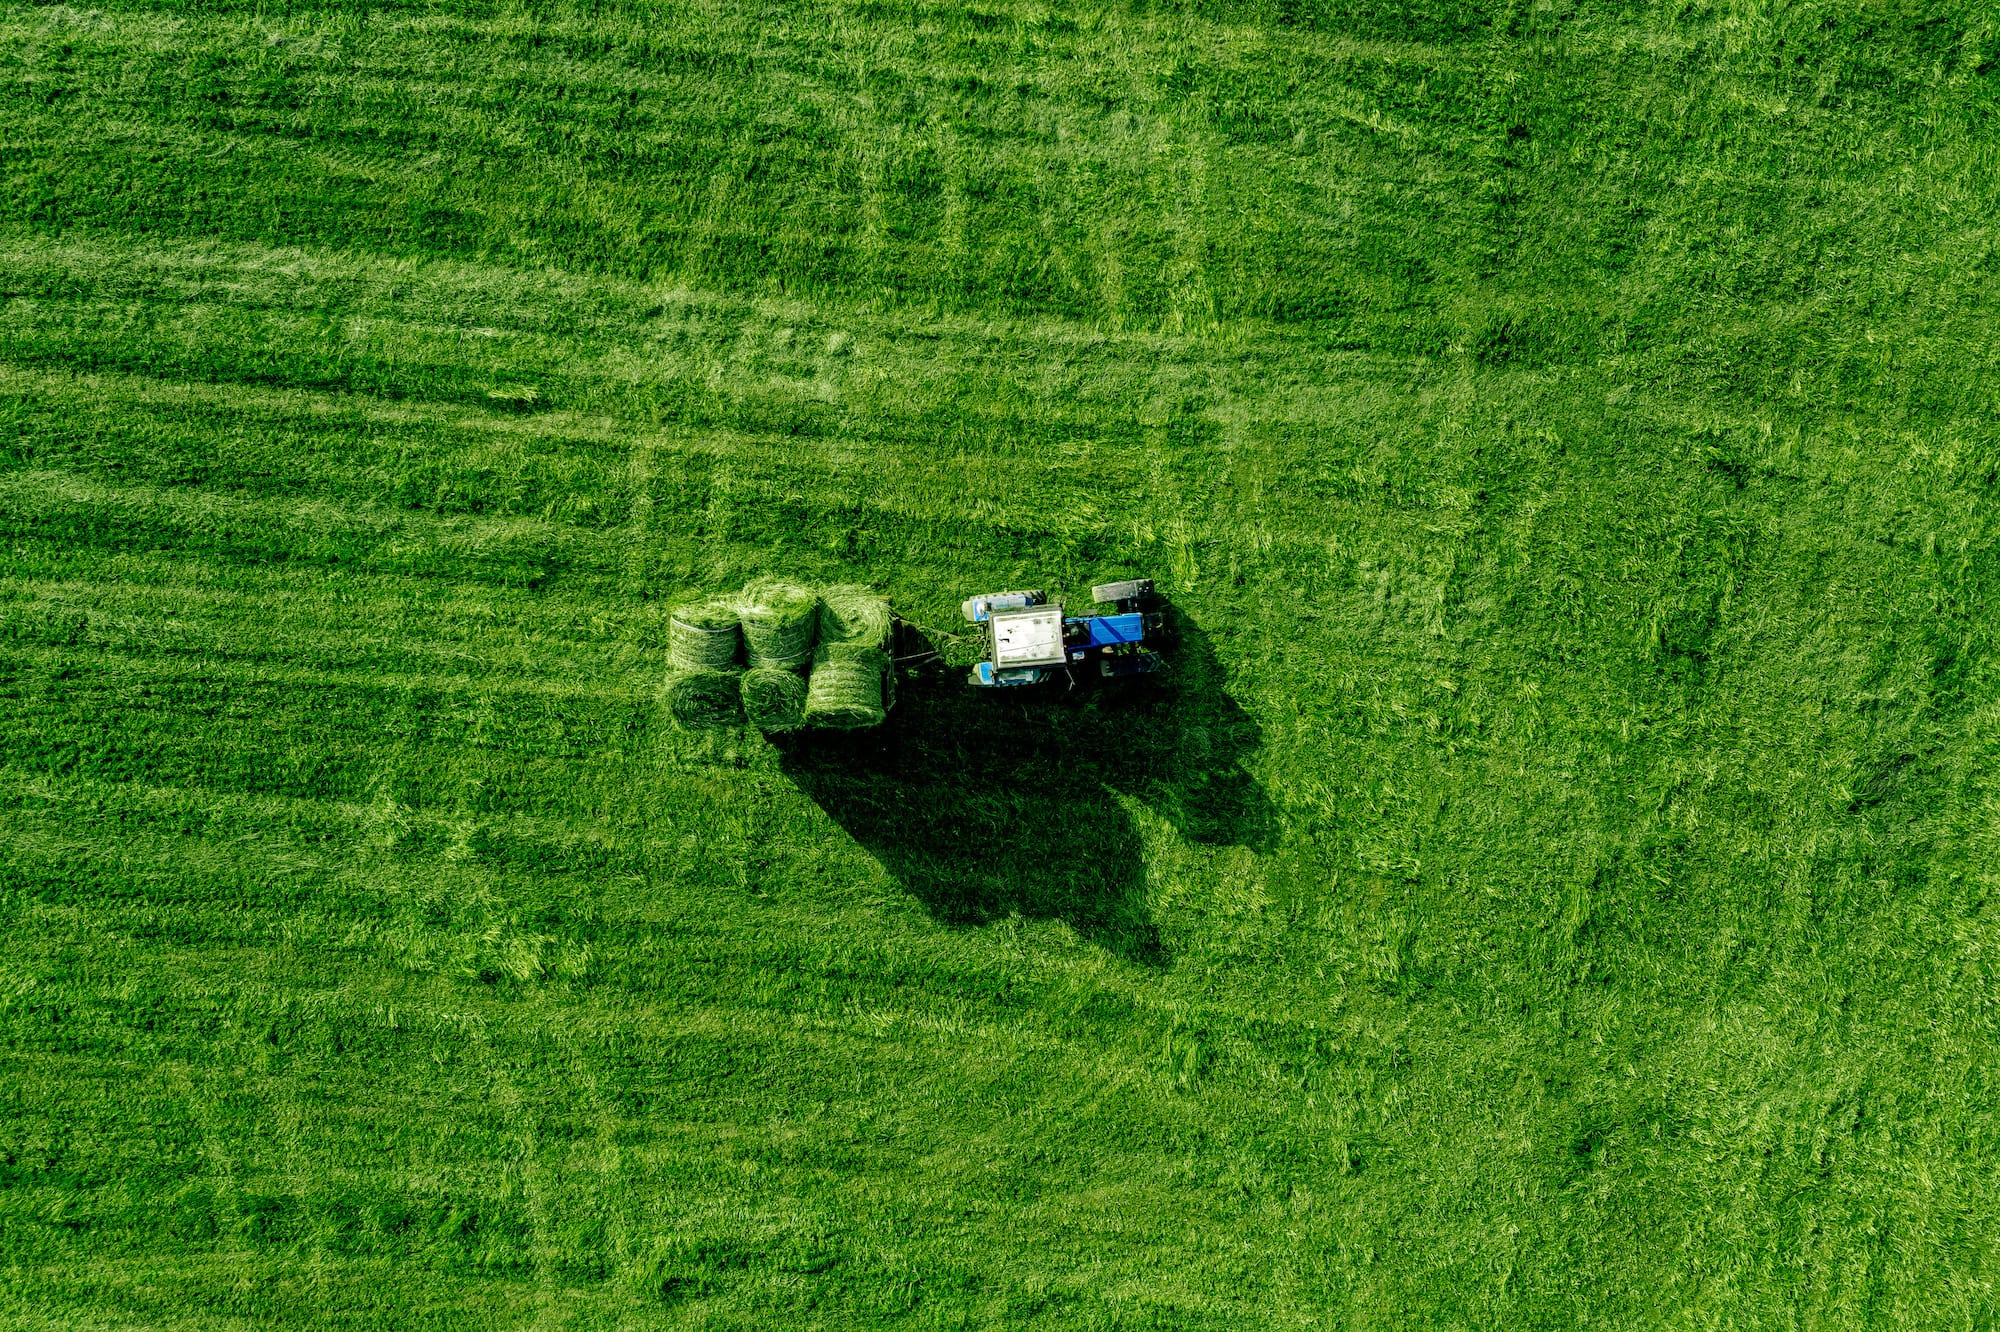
<box><xmin>0</xmin><ymin>0</ymin><xmax>1997</xmax><ymax>1328</ymax></box>
<box><xmin>661</xmin><ymin>667</ymin><xmax>747</xmax><ymax>730</ymax></box>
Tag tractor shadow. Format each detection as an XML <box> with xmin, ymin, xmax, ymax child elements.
<box><xmin>773</xmin><ymin>608</ymin><xmax>1273</xmax><ymax>966</ymax></box>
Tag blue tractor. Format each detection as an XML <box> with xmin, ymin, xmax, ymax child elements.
<box><xmin>961</xmin><ymin>578</ymin><xmax>1169</xmax><ymax>688</ymax></box>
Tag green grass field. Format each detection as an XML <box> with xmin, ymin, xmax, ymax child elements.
<box><xmin>2</xmin><ymin>0</ymin><xmax>1997</xmax><ymax>1326</ymax></box>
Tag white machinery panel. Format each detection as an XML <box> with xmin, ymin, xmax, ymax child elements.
<box><xmin>990</xmin><ymin>605</ymin><xmax>1067</xmax><ymax>668</ymax></box>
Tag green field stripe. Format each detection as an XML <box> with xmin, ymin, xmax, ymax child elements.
<box><xmin>0</xmin><ymin>405</ymin><xmax>1126</xmax><ymax>573</ymax></box>
<box><xmin>0</xmin><ymin>710</ymin><xmax>723</xmax><ymax>899</ymax></box>
<box><xmin>0</xmin><ymin>384</ymin><xmax>1179</xmax><ymax>600</ymax></box>
<box><xmin>0</xmin><ymin>1016</ymin><xmax>1263</xmax><ymax>1324</ymax></box>
<box><xmin>2</xmin><ymin>821</ymin><xmax>353</xmax><ymax>929</ymax></box>
<box><xmin>0</xmin><ymin>468</ymin><xmax>617</xmax><ymax>588</ymax></box>
<box><xmin>0</xmin><ymin>368</ymin><xmax>633</xmax><ymax>528</ymax></box>
<box><xmin>0</xmin><ymin>319</ymin><xmax>1188</xmax><ymax>477</ymax></box>
<box><xmin>0</xmin><ymin>226</ymin><xmax>1424</xmax><ymax>424</ymax></box>
<box><xmin>0</xmin><ymin>455</ymin><xmax>1143</xmax><ymax>607</ymax></box>
<box><xmin>0</xmin><ymin>1264</ymin><xmax>535</xmax><ymax>1332</ymax></box>
<box><xmin>0</xmin><ymin>245</ymin><xmax>1223</xmax><ymax>547</ymax></box>
<box><xmin>0</xmin><ymin>816</ymin><xmax>615</xmax><ymax>989</ymax></box>
<box><xmin>0</xmin><ymin>362</ymin><xmax>644</xmax><ymax>443</ymax></box>
<box><xmin>0</xmin><ymin>582</ymin><xmax>670</xmax><ymax>687</ymax></box>
<box><xmin>0</xmin><ymin>551</ymin><xmax>748</xmax><ymax>683</ymax></box>
<box><xmin>0</xmin><ymin>579</ymin><xmax>629</xmax><ymax>672</ymax></box>
<box><xmin>0</xmin><ymin>759</ymin><xmax>1409</xmax><ymax>1100</ymax></box>
<box><xmin>11</xmin><ymin>3</ymin><xmax>1544</xmax><ymax>326</ymax></box>
<box><xmin>0</xmin><ymin>290</ymin><xmax>611</xmax><ymax>416</ymax></box>
<box><xmin>0</xmin><ymin>227</ymin><xmax>671</xmax><ymax>344</ymax></box>
<box><xmin>0</xmin><ymin>250</ymin><xmax>1209</xmax><ymax>446</ymax></box>
<box><xmin>0</xmin><ymin>635</ymin><xmax>659</xmax><ymax>807</ymax></box>
<box><xmin>2</xmin><ymin>947</ymin><xmax>1208</xmax><ymax>1163</ymax></box>
<box><xmin>0</xmin><ymin>808</ymin><xmax>1135</xmax><ymax>1067</ymax></box>
<box><xmin>0</xmin><ymin>632</ymin><xmax>655</xmax><ymax>713</ymax></box>
<box><xmin>0</xmin><ymin>764</ymin><xmax>656</xmax><ymax>885</ymax></box>
<box><xmin>0</xmin><ymin>3</ymin><xmax>1488</xmax><ymax>326</ymax></box>
<box><xmin>3</xmin><ymin>3</ymin><xmax>1984</xmax><ymax>342</ymax></box>
<box><xmin>2</xmin><ymin>995</ymin><xmax>1204</xmax><ymax>1205</ymax></box>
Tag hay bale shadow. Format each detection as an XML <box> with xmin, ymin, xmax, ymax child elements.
<box><xmin>774</xmin><ymin>608</ymin><xmax>1273</xmax><ymax>966</ymax></box>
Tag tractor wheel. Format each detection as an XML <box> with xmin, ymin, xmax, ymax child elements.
<box><xmin>1091</xmin><ymin>578</ymin><xmax>1154</xmax><ymax>604</ymax></box>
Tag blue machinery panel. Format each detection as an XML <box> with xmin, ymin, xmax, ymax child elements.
<box><xmin>1083</xmin><ymin>613</ymin><xmax>1145</xmax><ymax>647</ymax></box>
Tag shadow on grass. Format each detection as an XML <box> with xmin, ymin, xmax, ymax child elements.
<box><xmin>774</xmin><ymin>609</ymin><xmax>1272</xmax><ymax>965</ymax></box>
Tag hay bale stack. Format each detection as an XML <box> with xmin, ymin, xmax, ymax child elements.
<box><xmin>804</xmin><ymin>642</ymin><xmax>890</xmax><ymax>730</ymax></box>
<box><xmin>668</xmin><ymin>598</ymin><xmax>742</xmax><ymax>670</ymax></box>
<box><xmin>663</xmin><ymin>579</ymin><xmax>893</xmax><ymax>733</ymax></box>
<box><xmin>661</xmin><ymin>668</ymin><xmax>743</xmax><ymax>729</ymax></box>
<box><xmin>735</xmin><ymin>577</ymin><xmax>819</xmax><ymax>668</ymax></box>
<box><xmin>816</xmin><ymin>584</ymin><xmax>892</xmax><ymax>652</ymax></box>
<box><xmin>741</xmin><ymin>665</ymin><xmax>808</xmax><ymax>732</ymax></box>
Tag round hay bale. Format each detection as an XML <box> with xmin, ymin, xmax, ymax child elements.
<box><xmin>816</xmin><ymin>584</ymin><xmax>891</xmax><ymax>651</ymax></box>
<box><xmin>736</xmin><ymin>577</ymin><xmax>819</xmax><ymax>668</ymax></box>
<box><xmin>804</xmin><ymin>644</ymin><xmax>889</xmax><ymax>730</ymax></box>
<box><xmin>669</xmin><ymin>598</ymin><xmax>742</xmax><ymax>670</ymax></box>
<box><xmin>661</xmin><ymin>668</ymin><xmax>743</xmax><ymax>730</ymax></box>
<box><xmin>741</xmin><ymin>664</ymin><xmax>808</xmax><ymax>732</ymax></box>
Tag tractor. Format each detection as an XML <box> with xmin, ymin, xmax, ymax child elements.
<box><xmin>959</xmin><ymin>578</ymin><xmax>1170</xmax><ymax>688</ymax></box>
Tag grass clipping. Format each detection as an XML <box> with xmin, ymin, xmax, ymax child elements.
<box><xmin>662</xmin><ymin>668</ymin><xmax>743</xmax><ymax>730</ymax></box>
<box><xmin>804</xmin><ymin>642</ymin><xmax>890</xmax><ymax>730</ymax></box>
<box><xmin>741</xmin><ymin>665</ymin><xmax>808</xmax><ymax>732</ymax></box>
<box><xmin>736</xmin><ymin>578</ymin><xmax>819</xmax><ymax>668</ymax></box>
<box><xmin>668</xmin><ymin>598</ymin><xmax>742</xmax><ymax>670</ymax></box>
